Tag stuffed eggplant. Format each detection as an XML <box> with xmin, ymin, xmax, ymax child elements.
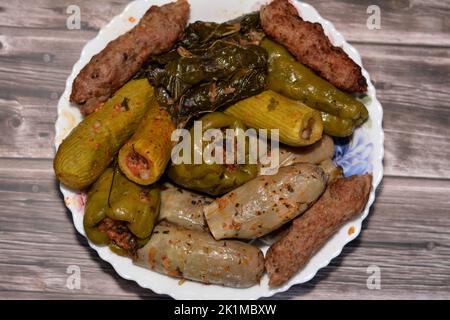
<box><xmin>135</xmin><ymin>222</ymin><xmax>265</xmax><ymax>288</ymax></box>
<box><xmin>204</xmin><ymin>163</ymin><xmax>327</xmax><ymax>240</ymax></box>
<box><xmin>158</xmin><ymin>183</ymin><xmax>212</xmax><ymax>231</ymax></box>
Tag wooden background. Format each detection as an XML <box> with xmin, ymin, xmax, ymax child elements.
<box><xmin>0</xmin><ymin>0</ymin><xmax>449</xmax><ymax>300</ymax></box>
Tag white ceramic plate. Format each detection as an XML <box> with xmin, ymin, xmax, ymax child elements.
<box><xmin>55</xmin><ymin>0</ymin><xmax>384</xmax><ymax>300</ymax></box>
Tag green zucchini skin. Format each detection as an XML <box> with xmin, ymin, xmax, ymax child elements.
<box><xmin>54</xmin><ymin>79</ymin><xmax>153</xmax><ymax>190</ymax></box>
<box><xmin>118</xmin><ymin>101</ymin><xmax>175</xmax><ymax>186</ymax></box>
<box><xmin>261</xmin><ymin>38</ymin><xmax>368</xmax><ymax>137</ymax></box>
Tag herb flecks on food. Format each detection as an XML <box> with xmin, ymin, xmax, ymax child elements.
<box><xmin>135</xmin><ymin>13</ymin><xmax>268</xmax><ymax>126</ymax></box>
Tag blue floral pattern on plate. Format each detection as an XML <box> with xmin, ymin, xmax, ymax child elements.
<box><xmin>333</xmin><ymin>132</ymin><xmax>373</xmax><ymax>176</ymax></box>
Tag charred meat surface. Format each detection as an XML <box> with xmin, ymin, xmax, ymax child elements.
<box><xmin>260</xmin><ymin>0</ymin><xmax>367</xmax><ymax>93</ymax></box>
<box><xmin>70</xmin><ymin>0</ymin><xmax>190</xmax><ymax>115</ymax></box>
<box><xmin>265</xmin><ymin>174</ymin><xmax>372</xmax><ymax>287</ymax></box>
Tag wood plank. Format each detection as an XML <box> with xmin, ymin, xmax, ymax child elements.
<box><xmin>310</xmin><ymin>0</ymin><xmax>450</xmax><ymax>47</ymax></box>
<box><xmin>0</xmin><ymin>0</ymin><xmax>449</xmax><ymax>47</ymax></box>
<box><xmin>0</xmin><ymin>0</ymin><xmax>127</xmax><ymax>31</ymax></box>
<box><xmin>1</xmin><ymin>0</ymin><xmax>450</xmax><ymax>300</ymax></box>
<box><xmin>354</xmin><ymin>44</ymin><xmax>450</xmax><ymax>179</ymax></box>
<box><xmin>0</xmin><ymin>27</ymin><xmax>79</xmax><ymax>98</ymax></box>
<box><xmin>0</xmin><ymin>159</ymin><xmax>449</xmax><ymax>299</ymax></box>
<box><xmin>0</xmin><ymin>100</ymin><xmax>57</xmax><ymax>159</ymax></box>
<box><xmin>1</xmin><ymin>38</ymin><xmax>450</xmax><ymax>177</ymax></box>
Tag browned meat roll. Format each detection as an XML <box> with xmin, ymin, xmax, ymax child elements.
<box><xmin>70</xmin><ymin>0</ymin><xmax>190</xmax><ymax>115</ymax></box>
<box><xmin>260</xmin><ymin>0</ymin><xmax>367</xmax><ymax>93</ymax></box>
<box><xmin>265</xmin><ymin>174</ymin><xmax>372</xmax><ymax>287</ymax></box>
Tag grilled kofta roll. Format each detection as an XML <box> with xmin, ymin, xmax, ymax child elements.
<box><xmin>70</xmin><ymin>0</ymin><xmax>190</xmax><ymax>115</ymax></box>
<box><xmin>265</xmin><ymin>174</ymin><xmax>372</xmax><ymax>287</ymax></box>
<box><xmin>260</xmin><ymin>0</ymin><xmax>367</xmax><ymax>93</ymax></box>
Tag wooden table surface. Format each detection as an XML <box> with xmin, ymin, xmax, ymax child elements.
<box><xmin>1</xmin><ymin>0</ymin><xmax>449</xmax><ymax>300</ymax></box>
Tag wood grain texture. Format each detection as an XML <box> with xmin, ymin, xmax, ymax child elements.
<box><xmin>2</xmin><ymin>41</ymin><xmax>450</xmax><ymax>177</ymax></box>
<box><xmin>1</xmin><ymin>0</ymin><xmax>449</xmax><ymax>46</ymax></box>
<box><xmin>0</xmin><ymin>0</ymin><xmax>449</xmax><ymax>300</ymax></box>
<box><xmin>1</xmin><ymin>160</ymin><xmax>449</xmax><ymax>299</ymax></box>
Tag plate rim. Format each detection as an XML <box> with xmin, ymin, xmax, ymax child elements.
<box><xmin>54</xmin><ymin>0</ymin><xmax>384</xmax><ymax>300</ymax></box>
